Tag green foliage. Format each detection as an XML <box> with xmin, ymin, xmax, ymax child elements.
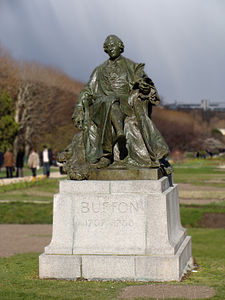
<box><xmin>211</xmin><ymin>128</ymin><xmax>223</xmax><ymax>136</ymax></box>
<box><xmin>0</xmin><ymin>90</ymin><xmax>18</xmax><ymax>149</ymax></box>
<box><xmin>0</xmin><ymin>90</ymin><xmax>13</xmax><ymax>116</ymax></box>
<box><xmin>42</xmin><ymin>123</ymin><xmax>76</xmax><ymax>152</ymax></box>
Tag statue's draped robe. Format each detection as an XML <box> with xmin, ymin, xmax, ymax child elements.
<box><xmin>64</xmin><ymin>56</ymin><xmax>169</xmax><ymax>179</ymax></box>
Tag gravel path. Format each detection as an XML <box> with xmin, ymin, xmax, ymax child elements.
<box><xmin>178</xmin><ymin>183</ymin><xmax>225</xmax><ymax>191</ymax></box>
<box><xmin>179</xmin><ymin>198</ymin><xmax>223</xmax><ymax>204</ymax></box>
<box><xmin>119</xmin><ymin>285</ymin><xmax>215</xmax><ymax>299</ymax></box>
<box><xmin>0</xmin><ymin>224</ymin><xmax>52</xmax><ymax>257</ymax></box>
<box><xmin>0</xmin><ymin>171</ymin><xmax>66</xmax><ymax>186</ymax></box>
<box><xmin>178</xmin><ymin>183</ymin><xmax>225</xmax><ymax>204</ymax></box>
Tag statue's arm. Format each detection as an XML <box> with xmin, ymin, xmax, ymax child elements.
<box><xmin>133</xmin><ymin>63</ymin><xmax>160</xmax><ymax>106</ymax></box>
<box><xmin>72</xmin><ymin>68</ymin><xmax>98</xmax><ymax>129</ymax></box>
<box><xmin>148</xmin><ymin>85</ymin><xmax>160</xmax><ymax>106</ymax></box>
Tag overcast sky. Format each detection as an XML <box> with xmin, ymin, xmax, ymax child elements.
<box><xmin>0</xmin><ymin>0</ymin><xmax>225</xmax><ymax>103</ymax></box>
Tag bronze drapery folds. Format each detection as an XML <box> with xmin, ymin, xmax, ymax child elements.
<box><xmin>58</xmin><ymin>35</ymin><xmax>172</xmax><ymax>180</ymax></box>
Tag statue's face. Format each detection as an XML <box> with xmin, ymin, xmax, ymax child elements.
<box><xmin>106</xmin><ymin>40</ymin><xmax>121</xmax><ymax>59</ymax></box>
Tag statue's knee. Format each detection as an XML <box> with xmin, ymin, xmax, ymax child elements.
<box><xmin>111</xmin><ymin>101</ymin><xmax>120</xmax><ymax>112</ymax></box>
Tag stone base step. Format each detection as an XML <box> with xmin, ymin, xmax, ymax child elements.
<box><xmin>39</xmin><ymin>236</ymin><xmax>192</xmax><ymax>281</ymax></box>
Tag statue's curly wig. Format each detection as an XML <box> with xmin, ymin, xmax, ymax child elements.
<box><xmin>103</xmin><ymin>35</ymin><xmax>124</xmax><ymax>54</ymax></box>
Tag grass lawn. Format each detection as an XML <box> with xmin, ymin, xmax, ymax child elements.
<box><xmin>0</xmin><ymin>157</ymin><xmax>224</xmax><ymax>225</ymax></box>
<box><xmin>0</xmin><ymin>157</ymin><xmax>224</xmax><ymax>299</ymax></box>
<box><xmin>0</xmin><ymin>202</ymin><xmax>53</xmax><ymax>224</ymax></box>
<box><xmin>0</xmin><ymin>178</ymin><xmax>59</xmax><ymax>202</ymax></box>
<box><xmin>173</xmin><ymin>157</ymin><xmax>225</xmax><ymax>187</ymax></box>
<box><xmin>0</xmin><ymin>228</ymin><xmax>224</xmax><ymax>300</ymax></box>
<box><xmin>1</xmin><ymin>201</ymin><xmax>225</xmax><ymax>227</ymax></box>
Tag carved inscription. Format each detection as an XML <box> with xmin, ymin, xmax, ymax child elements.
<box><xmin>77</xmin><ymin>200</ymin><xmax>145</xmax><ymax>228</ymax></box>
<box><xmin>84</xmin><ymin>218</ymin><xmax>134</xmax><ymax>227</ymax></box>
<box><xmin>80</xmin><ymin>200</ymin><xmax>146</xmax><ymax>214</ymax></box>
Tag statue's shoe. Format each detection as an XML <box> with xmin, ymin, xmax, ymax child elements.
<box><xmin>117</xmin><ymin>133</ymin><xmax>126</xmax><ymax>146</ymax></box>
<box><xmin>151</xmin><ymin>160</ymin><xmax>160</xmax><ymax>168</ymax></box>
<box><xmin>117</xmin><ymin>133</ymin><xmax>128</xmax><ymax>160</ymax></box>
<box><xmin>96</xmin><ymin>157</ymin><xmax>111</xmax><ymax>169</ymax></box>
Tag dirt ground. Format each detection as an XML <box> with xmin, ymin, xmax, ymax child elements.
<box><xmin>199</xmin><ymin>213</ymin><xmax>225</xmax><ymax>228</ymax></box>
<box><xmin>178</xmin><ymin>183</ymin><xmax>225</xmax><ymax>192</ymax></box>
<box><xmin>178</xmin><ymin>183</ymin><xmax>225</xmax><ymax>204</ymax></box>
<box><xmin>119</xmin><ymin>285</ymin><xmax>215</xmax><ymax>299</ymax></box>
<box><xmin>0</xmin><ymin>224</ymin><xmax>52</xmax><ymax>257</ymax></box>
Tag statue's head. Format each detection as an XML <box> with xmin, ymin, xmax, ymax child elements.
<box><xmin>103</xmin><ymin>35</ymin><xmax>124</xmax><ymax>59</ymax></box>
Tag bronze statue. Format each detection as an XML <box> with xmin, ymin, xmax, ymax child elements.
<box><xmin>58</xmin><ymin>35</ymin><xmax>172</xmax><ymax>180</ymax></box>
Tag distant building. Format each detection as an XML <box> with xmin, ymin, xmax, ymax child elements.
<box><xmin>209</xmin><ymin>103</ymin><xmax>225</xmax><ymax>112</ymax></box>
<box><xmin>165</xmin><ymin>100</ymin><xmax>225</xmax><ymax>112</ymax></box>
<box><xmin>200</xmin><ymin>99</ymin><xmax>209</xmax><ymax>111</ymax></box>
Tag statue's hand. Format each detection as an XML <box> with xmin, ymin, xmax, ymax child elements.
<box><xmin>72</xmin><ymin>109</ymin><xmax>84</xmax><ymax>130</ymax></box>
<box><xmin>138</xmin><ymin>79</ymin><xmax>151</xmax><ymax>95</ymax></box>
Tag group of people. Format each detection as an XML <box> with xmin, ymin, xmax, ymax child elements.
<box><xmin>0</xmin><ymin>145</ymin><xmax>53</xmax><ymax>179</ymax></box>
<box><xmin>0</xmin><ymin>147</ymin><xmax>25</xmax><ymax>178</ymax></box>
<box><xmin>27</xmin><ymin>146</ymin><xmax>52</xmax><ymax>177</ymax></box>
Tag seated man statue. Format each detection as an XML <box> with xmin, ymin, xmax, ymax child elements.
<box><xmin>58</xmin><ymin>35</ymin><xmax>172</xmax><ymax>180</ymax></box>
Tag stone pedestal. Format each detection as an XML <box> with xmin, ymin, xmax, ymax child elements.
<box><xmin>39</xmin><ymin>176</ymin><xmax>192</xmax><ymax>281</ymax></box>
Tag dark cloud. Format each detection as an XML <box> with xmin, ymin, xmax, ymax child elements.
<box><xmin>0</xmin><ymin>0</ymin><xmax>224</xmax><ymax>103</ymax></box>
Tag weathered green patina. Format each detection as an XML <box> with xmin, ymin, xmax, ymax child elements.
<box><xmin>58</xmin><ymin>35</ymin><xmax>172</xmax><ymax>180</ymax></box>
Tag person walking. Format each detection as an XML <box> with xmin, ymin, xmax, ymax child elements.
<box><xmin>16</xmin><ymin>146</ymin><xmax>25</xmax><ymax>177</ymax></box>
<box><xmin>41</xmin><ymin>145</ymin><xmax>51</xmax><ymax>177</ymax></box>
<box><xmin>0</xmin><ymin>149</ymin><xmax>4</xmax><ymax>172</ymax></box>
<box><xmin>4</xmin><ymin>148</ymin><xmax>14</xmax><ymax>178</ymax></box>
<box><xmin>28</xmin><ymin>148</ymin><xmax>40</xmax><ymax>177</ymax></box>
